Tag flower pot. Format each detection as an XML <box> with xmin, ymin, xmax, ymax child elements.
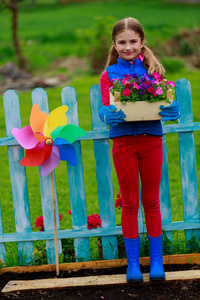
<box><xmin>110</xmin><ymin>89</ymin><xmax>173</xmax><ymax>122</ymax></box>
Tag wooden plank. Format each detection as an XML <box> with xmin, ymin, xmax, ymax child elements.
<box><xmin>3</xmin><ymin>89</ymin><xmax>34</xmax><ymax>265</ymax></box>
<box><xmin>61</xmin><ymin>86</ymin><xmax>90</xmax><ymax>262</ymax></box>
<box><xmin>2</xmin><ymin>270</ymin><xmax>200</xmax><ymax>294</ymax></box>
<box><xmin>90</xmin><ymin>84</ymin><xmax>118</xmax><ymax>260</ymax></box>
<box><xmin>1</xmin><ymin>253</ymin><xmax>200</xmax><ymax>275</ymax></box>
<box><xmin>32</xmin><ymin>88</ymin><xmax>62</xmax><ymax>265</ymax></box>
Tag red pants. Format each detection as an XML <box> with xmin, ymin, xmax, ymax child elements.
<box><xmin>112</xmin><ymin>134</ymin><xmax>163</xmax><ymax>239</ymax></box>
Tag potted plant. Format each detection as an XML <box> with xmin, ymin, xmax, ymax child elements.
<box><xmin>110</xmin><ymin>73</ymin><xmax>175</xmax><ymax>121</ymax></box>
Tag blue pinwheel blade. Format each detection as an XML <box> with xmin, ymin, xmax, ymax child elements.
<box><xmin>53</xmin><ymin>138</ymin><xmax>77</xmax><ymax>165</ymax></box>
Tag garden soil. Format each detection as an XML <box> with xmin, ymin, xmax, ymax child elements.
<box><xmin>0</xmin><ymin>263</ymin><xmax>200</xmax><ymax>300</ymax></box>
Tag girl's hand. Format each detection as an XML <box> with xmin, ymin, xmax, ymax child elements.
<box><xmin>99</xmin><ymin>105</ymin><xmax>126</xmax><ymax>126</ymax></box>
<box><xmin>159</xmin><ymin>101</ymin><xmax>181</xmax><ymax>121</ymax></box>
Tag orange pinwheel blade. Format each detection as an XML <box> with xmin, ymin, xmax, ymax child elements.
<box><xmin>30</xmin><ymin>104</ymin><xmax>48</xmax><ymax>135</ymax></box>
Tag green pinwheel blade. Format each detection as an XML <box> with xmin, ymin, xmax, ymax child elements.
<box><xmin>51</xmin><ymin>124</ymin><xmax>86</xmax><ymax>144</ymax></box>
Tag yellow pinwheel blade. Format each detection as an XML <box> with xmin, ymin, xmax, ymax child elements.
<box><xmin>43</xmin><ymin>105</ymin><xmax>68</xmax><ymax>137</ymax></box>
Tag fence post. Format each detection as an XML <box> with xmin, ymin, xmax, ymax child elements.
<box><xmin>176</xmin><ymin>78</ymin><xmax>199</xmax><ymax>242</ymax></box>
<box><xmin>3</xmin><ymin>90</ymin><xmax>34</xmax><ymax>265</ymax></box>
<box><xmin>90</xmin><ymin>85</ymin><xmax>118</xmax><ymax>260</ymax></box>
<box><xmin>160</xmin><ymin>134</ymin><xmax>173</xmax><ymax>242</ymax></box>
<box><xmin>32</xmin><ymin>88</ymin><xmax>62</xmax><ymax>264</ymax></box>
<box><xmin>61</xmin><ymin>86</ymin><xmax>91</xmax><ymax>262</ymax></box>
<box><xmin>0</xmin><ymin>204</ymin><xmax>6</xmax><ymax>262</ymax></box>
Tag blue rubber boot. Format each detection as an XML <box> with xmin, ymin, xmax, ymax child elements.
<box><xmin>148</xmin><ymin>234</ymin><xmax>166</xmax><ymax>281</ymax></box>
<box><xmin>123</xmin><ymin>237</ymin><xmax>143</xmax><ymax>283</ymax></box>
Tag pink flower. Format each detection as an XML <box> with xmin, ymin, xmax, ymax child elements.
<box><xmin>132</xmin><ymin>82</ymin><xmax>140</xmax><ymax>90</ymax></box>
<box><xmin>112</xmin><ymin>78</ymin><xmax>120</xmax><ymax>83</ymax></box>
<box><xmin>153</xmin><ymin>72</ymin><xmax>164</xmax><ymax>83</ymax></box>
<box><xmin>68</xmin><ymin>210</ymin><xmax>72</xmax><ymax>215</ymax></box>
<box><xmin>155</xmin><ymin>87</ymin><xmax>163</xmax><ymax>95</ymax></box>
<box><xmin>115</xmin><ymin>189</ymin><xmax>122</xmax><ymax>209</ymax></box>
<box><xmin>122</xmin><ymin>78</ymin><xmax>127</xmax><ymax>85</ymax></box>
<box><xmin>148</xmin><ymin>87</ymin><xmax>154</xmax><ymax>93</ymax></box>
<box><xmin>153</xmin><ymin>72</ymin><xmax>160</xmax><ymax>79</ymax></box>
<box><xmin>35</xmin><ymin>214</ymin><xmax>62</xmax><ymax>231</ymax></box>
<box><xmin>167</xmin><ymin>81</ymin><xmax>175</xmax><ymax>87</ymax></box>
<box><xmin>122</xmin><ymin>88</ymin><xmax>131</xmax><ymax>97</ymax></box>
<box><xmin>87</xmin><ymin>214</ymin><xmax>102</xmax><ymax>230</ymax></box>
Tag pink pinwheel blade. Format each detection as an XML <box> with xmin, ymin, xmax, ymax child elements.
<box><xmin>41</xmin><ymin>146</ymin><xmax>60</xmax><ymax>176</ymax></box>
<box><xmin>11</xmin><ymin>126</ymin><xmax>40</xmax><ymax>149</ymax></box>
<box><xmin>21</xmin><ymin>140</ymin><xmax>52</xmax><ymax>166</ymax></box>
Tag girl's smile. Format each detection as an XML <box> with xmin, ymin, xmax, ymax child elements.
<box><xmin>114</xmin><ymin>29</ymin><xmax>143</xmax><ymax>61</ymax></box>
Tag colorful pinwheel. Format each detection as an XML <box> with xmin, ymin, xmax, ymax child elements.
<box><xmin>11</xmin><ymin>103</ymin><xmax>86</xmax><ymax>176</ymax></box>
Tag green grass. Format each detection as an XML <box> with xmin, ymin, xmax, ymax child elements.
<box><xmin>1</xmin><ymin>69</ymin><xmax>200</xmax><ymax>266</ymax></box>
<box><xmin>0</xmin><ymin>0</ymin><xmax>200</xmax><ymax>72</ymax></box>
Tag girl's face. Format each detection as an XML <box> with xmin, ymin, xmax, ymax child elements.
<box><xmin>114</xmin><ymin>29</ymin><xmax>143</xmax><ymax>61</ymax></box>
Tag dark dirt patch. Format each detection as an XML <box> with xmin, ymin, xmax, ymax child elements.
<box><xmin>0</xmin><ymin>264</ymin><xmax>200</xmax><ymax>299</ymax></box>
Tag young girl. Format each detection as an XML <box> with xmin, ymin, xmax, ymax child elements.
<box><xmin>99</xmin><ymin>17</ymin><xmax>180</xmax><ymax>283</ymax></box>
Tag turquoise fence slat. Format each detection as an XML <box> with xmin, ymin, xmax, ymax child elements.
<box><xmin>3</xmin><ymin>90</ymin><xmax>34</xmax><ymax>265</ymax></box>
<box><xmin>160</xmin><ymin>134</ymin><xmax>173</xmax><ymax>242</ymax></box>
<box><xmin>176</xmin><ymin>79</ymin><xmax>200</xmax><ymax>242</ymax></box>
<box><xmin>0</xmin><ymin>204</ymin><xmax>6</xmax><ymax>262</ymax></box>
<box><xmin>61</xmin><ymin>86</ymin><xmax>90</xmax><ymax>262</ymax></box>
<box><xmin>0</xmin><ymin>78</ymin><xmax>200</xmax><ymax>266</ymax></box>
<box><xmin>90</xmin><ymin>85</ymin><xmax>118</xmax><ymax>260</ymax></box>
<box><xmin>31</xmin><ymin>88</ymin><xmax>62</xmax><ymax>264</ymax></box>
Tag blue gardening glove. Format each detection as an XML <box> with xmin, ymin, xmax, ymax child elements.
<box><xmin>99</xmin><ymin>105</ymin><xmax>126</xmax><ymax>126</ymax></box>
<box><xmin>159</xmin><ymin>101</ymin><xmax>181</xmax><ymax>121</ymax></box>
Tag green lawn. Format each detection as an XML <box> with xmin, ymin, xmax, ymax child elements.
<box><xmin>0</xmin><ymin>0</ymin><xmax>199</xmax><ymax>71</ymax></box>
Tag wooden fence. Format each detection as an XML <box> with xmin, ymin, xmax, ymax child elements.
<box><xmin>0</xmin><ymin>78</ymin><xmax>199</xmax><ymax>266</ymax></box>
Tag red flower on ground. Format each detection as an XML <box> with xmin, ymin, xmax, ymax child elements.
<box><xmin>35</xmin><ymin>214</ymin><xmax>62</xmax><ymax>231</ymax></box>
<box><xmin>87</xmin><ymin>214</ymin><xmax>102</xmax><ymax>230</ymax></box>
<box><xmin>115</xmin><ymin>189</ymin><xmax>123</xmax><ymax>209</ymax></box>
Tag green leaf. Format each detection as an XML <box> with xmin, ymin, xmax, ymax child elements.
<box><xmin>59</xmin><ymin>252</ymin><xmax>64</xmax><ymax>263</ymax></box>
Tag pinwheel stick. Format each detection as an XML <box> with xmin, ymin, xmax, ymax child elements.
<box><xmin>50</xmin><ymin>171</ymin><xmax>59</xmax><ymax>276</ymax></box>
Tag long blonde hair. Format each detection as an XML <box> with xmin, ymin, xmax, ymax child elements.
<box><xmin>106</xmin><ymin>17</ymin><xmax>165</xmax><ymax>76</ymax></box>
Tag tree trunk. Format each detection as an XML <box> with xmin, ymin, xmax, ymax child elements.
<box><xmin>11</xmin><ymin>0</ymin><xmax>27</xmax><ymax>69</ymax></box>
<box><xmin>1</xmin><ymin>0</ymin><xmax>27</xmax><ymax>70</ymax></box>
